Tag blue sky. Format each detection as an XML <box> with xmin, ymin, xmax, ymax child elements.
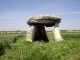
<box><xmin>0</xmin><ymin>0</ymin><xmax>80</xmax><ymax>31</ymax></box>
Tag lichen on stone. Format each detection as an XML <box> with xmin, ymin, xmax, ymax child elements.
<box><xmin>28</xmin><ymin>14</ymin><xmax>61</xmax><ymax>21</ymax></box>
<box><xmin>27</xmin><ymin>14</ymin><xmax>61</xmax><ymax>26</ymax></box>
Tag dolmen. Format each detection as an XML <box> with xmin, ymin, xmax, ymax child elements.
<box><xmin>26</xmin><ymin>14</ymin><xmax>63</xmax><ymax>42</ymax></box>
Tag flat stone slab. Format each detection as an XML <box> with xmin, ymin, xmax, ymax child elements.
<box><xmin>27</xmin><ymin>14</ymin><xmax>61</xmax><ymax>27</ymax></box>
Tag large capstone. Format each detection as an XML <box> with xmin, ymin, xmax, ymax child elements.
<box><xmin>27</xmin><ymin>14</ymin><xmax>61</xmax><ymax>27</ymax></box>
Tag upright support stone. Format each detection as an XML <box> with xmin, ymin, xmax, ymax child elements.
<box><xmin>26</xmin><ymin>25</ymin><xmax>36</xmax><ymax>42</ymax></box>
<box><xmin>54</xmin><ymin>23</ymin><xmax>63</xmax><ymax>41</ymax></box>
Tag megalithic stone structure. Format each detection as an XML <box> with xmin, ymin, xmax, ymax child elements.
<box><xmin>26</xmin><ymin>14</ymin><xmax>63</xmax><ymax>42</ymax></box>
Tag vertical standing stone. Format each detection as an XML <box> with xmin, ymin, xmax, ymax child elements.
<box><xmin>26</xmin><ymin>25</ymin><xmax>37</xmax><ymax>42</ymax></box>
<box><xmin>54</xmin><ymin>23</ymin><xmax>63</xmax><ymax>41</ymax></box>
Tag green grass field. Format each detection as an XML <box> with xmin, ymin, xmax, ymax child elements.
<box><xmin>0</xmin><ymin>34</ymin><xmax>23</xmax><ymax>56</ymax></box>
<box><xmin>0</xmin><ymin>32</ymin><xmax>80</xmax><ymax>60</ymax></box>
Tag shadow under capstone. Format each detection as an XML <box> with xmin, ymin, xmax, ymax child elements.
<box><xmin>33</xmin><ymin>25</ymin><xmax>49</xmax><ymax>42</ymax></box>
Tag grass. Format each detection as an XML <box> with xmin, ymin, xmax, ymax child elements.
<box><xmin>0</xmin><ymin>34</ymin><xmax>24</xmax><ymax>56</ymax></box>
<box><xmin>0</xmin><ymin>33</ymin><xmax>80</xmax><ymax>60</ymax></box>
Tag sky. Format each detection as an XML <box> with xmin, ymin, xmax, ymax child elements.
<box><xmin>0</xmin><ymin>0</ymin><xmax>80</xmax><ymax>31</ymax></box>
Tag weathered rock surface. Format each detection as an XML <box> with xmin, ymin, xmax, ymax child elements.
<box><xmin>26</xmin><ymin>25</ymin><xmax>37</xmax><ymax>42</ymax></box>
<box><xmin>53</xmin><ymin>23</ymin><xmax>63</xmax><ymax>41</ymax></box>
<box><xmin>27</xmin><ymin>14</ymin><xmax>61</xmax><ymax>27</ymax></box>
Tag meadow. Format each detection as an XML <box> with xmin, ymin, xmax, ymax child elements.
<box><xmin>0</xmin><ymin>34</ymin><xmax>24</xmax><ymax>56</ymax></box>
<box><xmin>0</xmin><ymin>32</ymin><xmax>80</xmax><ymax>60</ymax></box>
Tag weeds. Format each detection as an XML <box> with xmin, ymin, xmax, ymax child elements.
<box><xmin>0</xmin><ymin>34</ymin><xmax>24</xmax><ymax>56</ymax></box>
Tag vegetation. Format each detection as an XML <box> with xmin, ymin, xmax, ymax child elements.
<box><xmin>0</xmin><ymin>32</ymin><xmax>80</xmax><ymax>60</ymax></box>
<box><xmin>0</xmin><ymin>34</ymin><xmax>24</xmax><ymax>55</ymax></box>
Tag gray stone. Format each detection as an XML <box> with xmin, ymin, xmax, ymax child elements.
<box><xmin>53</xmin><ymin>23</ymin><xmax>63</xmax><ymax>41</ymax></box>
<box><xmin>27</xmin><ymin>14</ymin><xmax>61</xmax><ymax>27</ymax></box>
<box><xmin>26</xmin><ymin>25</ymin><xmax>37</xmax><ymax>42</ymax></box>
